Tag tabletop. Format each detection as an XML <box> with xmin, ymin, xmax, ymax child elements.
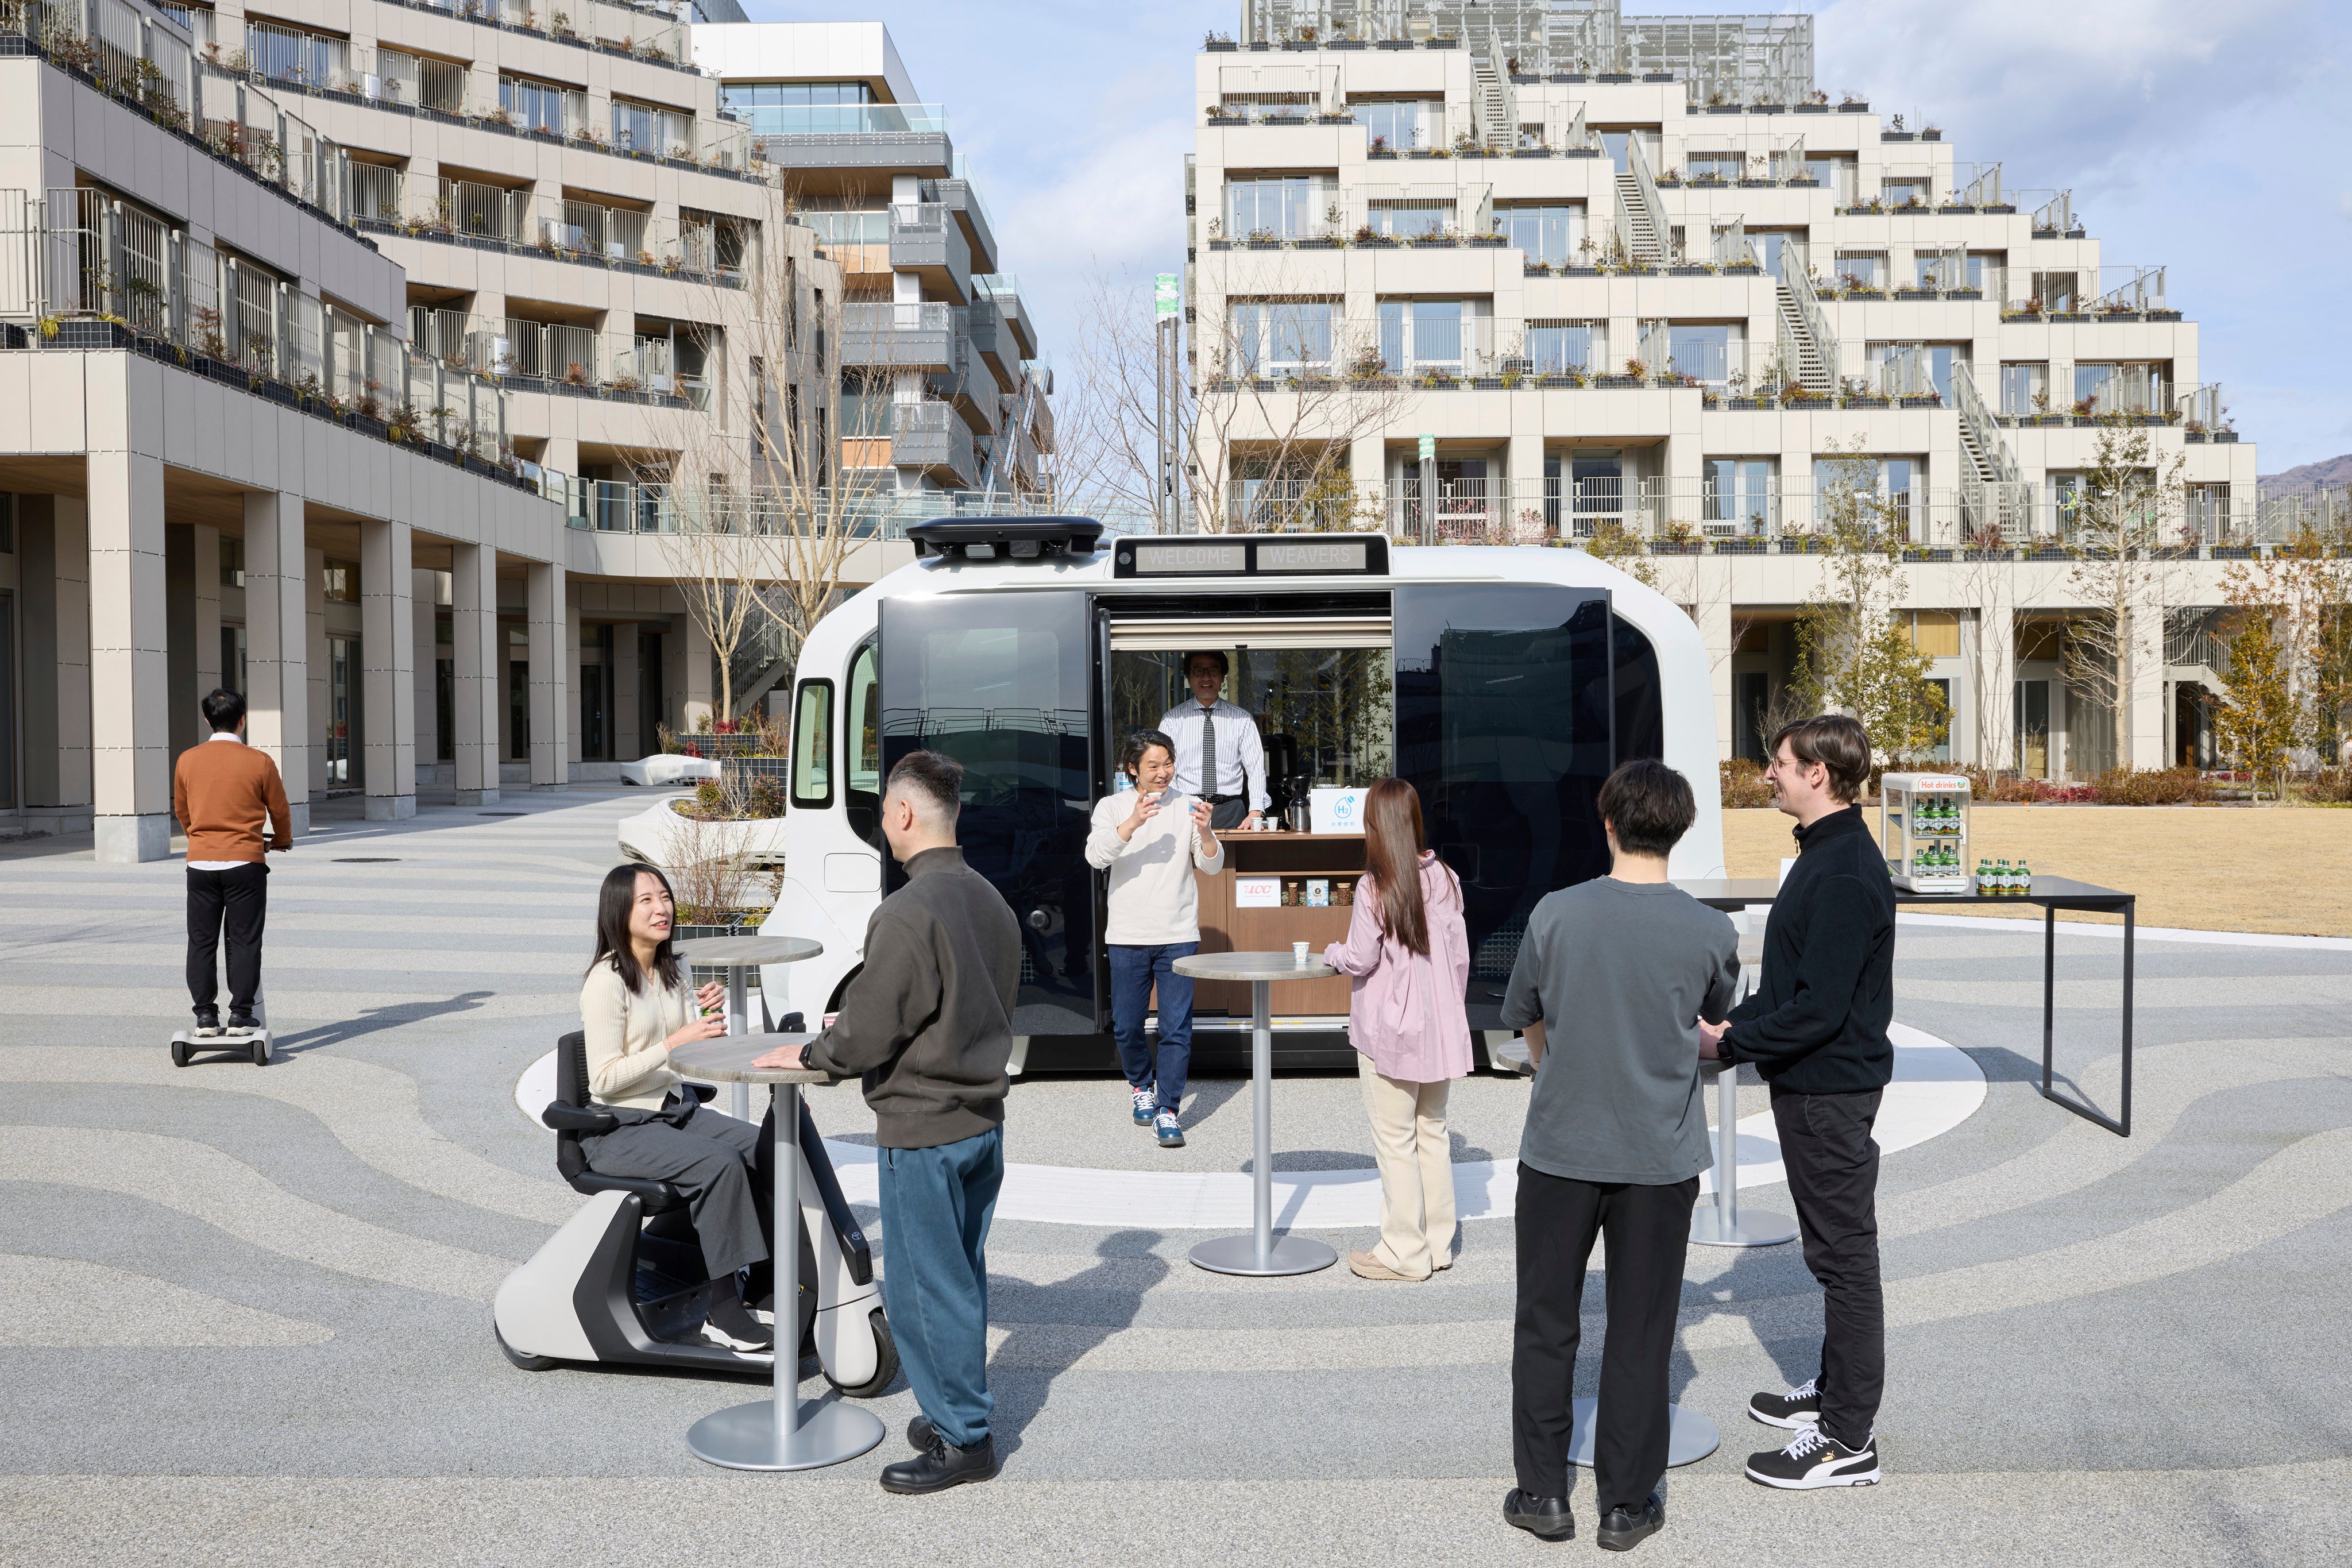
<box><xmin>1173</xmin><ymin>951</ymin><xmax>1339</xmax><ymax>982</ymax></box>
<box><xmin>672</xmin><ymin>934</ymin><xmax>825</xmax><ymax>966</ymax></box>
<box><xmin>668</xmin><ymin>1033</ymin><xmax>832</xmax><ymax>1084</ymax></box>
<box><xmin>1672</xmin><ymin>876</ymin><xmax>2132</xmax><ymax>907</ymax></box>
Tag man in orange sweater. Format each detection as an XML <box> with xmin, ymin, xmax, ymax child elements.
<box><xmin>174</xmin><ymin>689</ymin><xmax>294</xmax><ymax>1036</ymax></box>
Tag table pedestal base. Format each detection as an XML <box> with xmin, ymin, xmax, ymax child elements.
<box><xmin>1688</xmin><ymin>1207</ymin><xmax>1799</xmax><ymax>1248</ymax></box>
<box><xmin>1566</xmin><ymin>1399</ymin><xmax>1720</xmax><ymax>1468</ymax></box>
<box><xmin>1187</xmin><ymin>1234</ymin><xmax>1338</xmax><ymax>1277</ymax></box>
<box><xmin>686</xmin><ymin>1397</ymin><xmax>885</xmax><ymax>1472</ymax></box>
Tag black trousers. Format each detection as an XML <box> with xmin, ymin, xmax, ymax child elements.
<box><xmin>1771</xmin><ymin>1087</ymin><xmax>1885</xmax><ymax>1448</ymax></box>
<box><xmin>1512</xmin><ymin>1164</ymin><xmax>1697</xmax><ymax>1512</ymax></box>
<box><xmin>187</xmin><ymin>863</ymin><xmax>268</xmax><ymax>1013</ymax></box>
<box><xmin>1203</xmin><ymin>794</ymin><xmax>1250</xmax><ymax>831</ymax></box>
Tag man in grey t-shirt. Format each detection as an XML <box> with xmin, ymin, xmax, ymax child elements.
<box><xmin>1497</xmin><ymin>760</ymin><xmax>1739</xmax><ymax>1551</ymax></box>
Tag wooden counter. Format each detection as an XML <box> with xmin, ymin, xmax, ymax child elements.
<box><xmin>1192</xmin><ymin>831</ymin><xmax>1366</xmax><ymax>1017</ymax></box>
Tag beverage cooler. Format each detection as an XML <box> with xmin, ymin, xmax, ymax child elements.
<box><xmin>1879</xmin><ymin>773</ymin><xmax>1971</xmax><ymax>893</ymax></box>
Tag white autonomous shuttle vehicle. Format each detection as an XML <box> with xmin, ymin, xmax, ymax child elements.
<box><xmin>758</xmin><ymin>518</ymin><xmax>1725</xmax><ymax>1071</ymax></box>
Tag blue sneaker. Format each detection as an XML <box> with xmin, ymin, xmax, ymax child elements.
<box><xmin>1154</xmin><ymin>1110</ymin><xmax>1185</xmax><ymax>1148</ymax></box>
<box><xmin>1130</xmin><ymin>1083</ymin><xmax>1156</xmax><ymax>1125</ymax></box>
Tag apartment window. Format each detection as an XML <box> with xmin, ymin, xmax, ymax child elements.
<box><xmin>2031</xmin><ymin>271</ymin><xmax>2079</xmax><ymax>312</ymax></box>
<box><xmin>1365</xmin><ymin>199</ymin><xmax>1453</xmax><ymax>240</ymax></box>
<box><xmin>612</xmin><ymin>98</ymin><xmax>687</xmax><ymax>156</ymax></box>
<box><xmin>1524</xmin><ymin>319</ymin><xmax>1600</xmax><ymax>375</ymax></box>
<box><xmin>499</xmin><ymin>74</ymin><xmax>577</xmax><ymax>135</ymax></box>
<box><xmin>721</xmin><ymin>81</ymin><xmax>873</xmax><ymax>110</ymax></box>
<box><xmin>1867</xmin><ymin>342</ymin><xmax>1965</xmax><ymax>400</ymax></box>
<box><xmin>1812</xmin><ymin>456</ymin><xmax>1920</xmax><ymax>531</ymax></box>
<box><xmin>1804</xmin><ymin>155</ymin><xmax>1856</xmax><ymax>204</ymax></box>
<box><xmin>1560</xmin><ymin>451</ymin><xmax>1625</xmax><ymax>523</ymax></box>
<box><xmin>839</xmin><ymin>377</ymin><xmax>891</xmax><ymax>437</ymax></box>
<box><xmin>322</xmin><ymin>559</ymin><xmax>358</xmax><ymax>603</ymax></box>
<box><xmin>784</xmin><ymin>256</ymin><xmax>798</xmax><ymax>347</ymax></box>
<box><xmin>579</xmin><ymin>625</ymin><xmax>612</xmax><ymax>762</ymax></box>
<box><xmin>1751</xmin><ymin>229</ymin><xmax>1803</xmax><ymax>279</ymax></box>
<box><xmin>1833</xmin><ymin>251</ymin><xmax>1886</xmax><ymax>291</ymax></box>
<box><xmin>1499</xmin><ymin>203</ymin><xmax>1583</xmax><ymax>264</ymax></box>
<box><xmin>1665</xmin><ymin>323</ymin><xmax>1740</xmax><ymax>385</ymax></box>
<box><xmin>1999</xmin><ymin>362</ymin><xmax>2046</xmax><ymax>416</ymax></box>
<box><xmin>1351</xmin><ymin>99</ymin><xmax>1437</xmax><ymax>151</ymax></box>
<box><xmin>221</xmin><ymin>625</ymin><xmax>247</xmax><ymax>697</ymax></box>
<box><xmin>1880</xmin><ymin>176</ymin><xmax>1931</xmax><ymax>209</ymax></box>
<box><xmin>750</xmin><ymin>356</ymin><xmax>767</xmax><ymax>454</ymax></box>
<box><xmin>813</xmin><ymin>288</ymin><xmax>825</xmax><ymax>369</ymax></box>
<box><xmin>1227</xmin><ymin>175</ymin><xmax>1323</xmax><ymax>240</ymax></box>
<box><xmin>1229</xmin><ymin>300</ymin><xmax>1337</xmax><ymax>377</ymax></box>
<box><xmin>1378</xmin><ymin>300</ymin><xmax>1477</xmax><ymax>373</ymax></box>
<box><xmin>2074</xmin><ymin>362</ymin><xmax>2165</xmax><ymax>415</ymax></box>
<box><xmin>1705</xmin><ymin>458</ymin><xmax>1774</xmax><ymax>532</ymax></box>
<box><xmin>1686</xmin><ymin>150</ymin><xmax>1741</xmax><ymax>181</ymax></box>
<box><xmin>220</xmin><ymin>535</ymin><xmax>244</xmax><ymax>586</ymax></box>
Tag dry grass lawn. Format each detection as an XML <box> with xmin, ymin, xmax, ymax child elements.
<box><xmin>1722</xmin><ymin>805</ymin><xmax>2352</xmax><ymax>937</ymax></box>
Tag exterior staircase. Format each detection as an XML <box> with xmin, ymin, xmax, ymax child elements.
<box><xmin>1470</xmin><ymin>55</ymin><xmax>1514</xmax><ymax>151</ymax></box>
<box><xmin>1616</xmin><ymin>170</ymin><xmax>1660</xmax><ymax>261</ymax></box>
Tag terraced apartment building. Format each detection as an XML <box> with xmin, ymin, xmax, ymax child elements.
<box><xmin>1189</xmin><ymin>0</ymin><xmax>2345</xmax><ymax>775</ymax></box>
<box><xmin>0</xmin><ymin>0</ymin><xmax>1051</xmax><ymax>854</ymax></box>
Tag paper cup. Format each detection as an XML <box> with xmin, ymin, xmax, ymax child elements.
<box><xmin>1293</xmin><ymin>941</ymin><xmax>1311</xmax><ymax>965</ymax></box>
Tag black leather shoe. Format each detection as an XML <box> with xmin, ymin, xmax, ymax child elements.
<box><xmin>879</xmin><ymin>1434</ymin><xmax>998</xmax><ymax>1495</ymax></box>
<box><xmin>1597</xmin><ymin>1492</ymin><xmax>1665</xmax><ymax>1551</ymax></box>
<box><xmin>1503</xmin><ymin>1488</ymin><xmax>1574</xmax><ymax>1540</ymax></box>
<box><xmin>905</xmin><ymin>1415</ymin><xmax>934</xmax><ymax>1451</ymax></box>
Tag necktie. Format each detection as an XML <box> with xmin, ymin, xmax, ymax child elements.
<box><xmin>1199</xmin><ymin>705</ymin><xmax>1218</xmax><ymax>798</ymax></box>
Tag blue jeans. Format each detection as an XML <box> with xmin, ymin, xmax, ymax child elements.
<box><xmin>1109</xmin><ymin>941</ymin><xmax>1197</xmax><ymax>1118</ymax></box>
<box><xmin>878</xmin><ymin>1126</ymin><xmax>1004</xmax><ymax>1449</ymax></box>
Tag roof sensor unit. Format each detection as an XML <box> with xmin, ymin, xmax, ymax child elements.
<box><xmin>907</xmin><ymin>517</ymin><xmax>1106</xmax><ymax>562</ymax></box>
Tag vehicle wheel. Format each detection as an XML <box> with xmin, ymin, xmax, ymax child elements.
<box><xmin>496</xmin><ymin>1326</ymin><xmax>558</xmax><ymax>1371</ymax></box>
<box><xmin>825</xmin><ymin>1308</ymin><xmax>898</xmax><ymax>1399</ymax></box>
<box><xmin>170</xmin><ymin>1039</ymin><xmax>190</xmax><ymax>1068</ymax></box>
<box><xmin>250</xmin><ymin>1039</ymin><xmax>270</xmax><ymax>1067</ymax></box>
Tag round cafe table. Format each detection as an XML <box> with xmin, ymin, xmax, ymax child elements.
<box><xmin>674</xmin><ymin>934</ymin><xmax>825</xmax><ymax>1121</ymax></box>
<box><xmin>667</xmin><ymin>1033</ymin><xmax>883</xmax><ymax>1472</ymax></box>
<box><xmin>1170</xmin><ymin>951</ymin><xmax>1339</xmax><ymax>1277</ymax></box>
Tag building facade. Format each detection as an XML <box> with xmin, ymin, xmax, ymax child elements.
<box><xmin>1186</xmin><ymin>0</ymin><xmax>2336</xmax><ymax>775</ymax></box>
<box><xmin>0</xmin><ymin>1</ymin><xmax>1054</xmax><ymax>855</ymax></box>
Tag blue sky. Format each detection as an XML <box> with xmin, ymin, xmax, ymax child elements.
<box><xmin>749</xmin><ymin>0</ymin><xmax>2351</xmax><ymax>473</ymax></box>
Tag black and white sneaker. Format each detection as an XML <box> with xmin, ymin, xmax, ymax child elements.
<box><xmin>191</xmin><ymin>1010</ymin><xmax>221</xmax><ymax>1039</ymax></box>
<box><xmin>1745</xmin><ymin>1425</ymin><xmax>1879</xmax><ymax>1489</ymax></box>
<box><xmin>225</xmin><ymin>1011</ymin><xmax>261</xmax><ymax>1037</ymax></box>
<box><xmin>699</xmin><ymin>1293</ymin><xmax>775</xmax><ymax>1354</ymax></box>
<box><xmin>1748</xmin><ymin>1376</ymin><xmax>1823</xmax><ymax>1429</ymax></box>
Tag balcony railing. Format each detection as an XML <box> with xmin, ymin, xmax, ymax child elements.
<box><xmin>2</xmin><ymin>184</ymin><xmax>517</xmax><ymax>468</ymax></box>
<box><xmin>560</xmin><ymin>480</ymin><xmax>1158</xmax><ymax>538</ymax></box>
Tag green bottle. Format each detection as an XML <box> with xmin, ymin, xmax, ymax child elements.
<box><xmin>1975</xmin><ymin>856</ymin><xmax>1990</xmax><ymax>888</ymax></box>
<box><xmin>2015</xmin><ymin>859</ymin><xmax>2031</xmax><ymax>893</ymax></box>
<box><xmin>1994</xmin><ymin>859</ymin><xmax>2011</xmax><ymax>895</ymax></box>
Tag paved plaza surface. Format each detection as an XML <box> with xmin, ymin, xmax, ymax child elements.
<box><xmin>3</xmin><ymin>793</ymin><xmax>2349</xmax><ymax>1566</ymax></box>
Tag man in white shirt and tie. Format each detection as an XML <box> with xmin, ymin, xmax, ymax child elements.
<box><xmin>1159</xmin><ymin>651</ymin><xmax>1268</xmax><ymax>832</ymax></box>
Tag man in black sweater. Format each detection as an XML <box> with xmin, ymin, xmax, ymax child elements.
<box><xmin>756</xmin><ymin>750</ymin><xmax>1022</xmax><ymax>1495</ymax></box>
<box><xmin>1701</xmin><ymin>715</ymin><xmax>1893</xmax><ymax>1490</ymax></box>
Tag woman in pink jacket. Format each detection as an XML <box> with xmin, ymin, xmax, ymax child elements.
<box><xmin>1324</xmin><ymin>777</ymin><xmax>1473</xmax><ymax>1281</ymax></box>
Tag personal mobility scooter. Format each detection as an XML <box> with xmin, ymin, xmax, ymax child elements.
<box><xmin>493</xmin><ymin>1029</ymin><xmax>897</xmax><ymax>1395</ymax></box>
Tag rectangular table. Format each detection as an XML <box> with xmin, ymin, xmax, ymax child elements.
<box><xmin>1674</xmin><ymin>876</ymin><xmax>2138</xmax><ymax>1137</ymax></box>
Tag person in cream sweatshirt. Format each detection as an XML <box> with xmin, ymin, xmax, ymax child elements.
<box><xmin>1086</xmin><ymin>727</ymin><xmax>1225</xmax><ymax>1146</ymax></box>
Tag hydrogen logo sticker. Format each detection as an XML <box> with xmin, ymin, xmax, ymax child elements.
<box><xmin>1311</xmin><ymin>787</ymin><xmax>1365</xmax><ymax>832</ymax></box>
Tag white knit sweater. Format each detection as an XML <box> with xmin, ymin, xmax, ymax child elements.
<box><xmin>1084</xmin><ymin>792</ymin><xmax>1226</xmax><ymax>945</ymax></box>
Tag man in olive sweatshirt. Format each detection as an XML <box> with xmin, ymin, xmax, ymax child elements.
<box><xmin>1701</xmin><ymin>714</ymin><xmax>1894</xmax><ymax>1491</ymax></box>
<box><xmin>756</xmin><ymin>749</ymin><xmax>1021</xmax><ymax>1495</ymax></box>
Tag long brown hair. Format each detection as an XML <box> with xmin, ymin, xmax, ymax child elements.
<box><xmin>1362</xmin><ymin>777</ymin><xmax>1435</xmax><ymax>956</ymax></box>
<box><xmin>589</xmin><ymin>863</ymin><xmax>683</xmax><ymax>995</ymax></box>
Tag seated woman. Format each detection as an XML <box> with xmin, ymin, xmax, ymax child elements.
<box><xmin>578</xmin><ymin>862</ymin><xmax>774</xmax><ymax>1351</ymax></box>
<box><xmin>1086</xmin><ymin>727</ymin><xmax>1223</xmax><ymax>1148</ymax></box>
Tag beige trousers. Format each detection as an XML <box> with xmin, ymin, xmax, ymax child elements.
<box><xmin>1357</xmin><ymin>1055</ymin><xmax>1457</xmax><ymax>1279</ymax></box>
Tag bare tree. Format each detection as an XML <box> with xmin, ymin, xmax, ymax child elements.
<box><xmin>1060</xmin><ymin>262</ymin><xmax>1412</xmax><ymax>533</ymax></box>
<box><xmin>2060</xmin><ymin>416</ymin><xmax>2191</xmax><ymax>771</ymax></box>
<box><xmin>638</xmin><ymin>181</ymin><xmax>890</xmax><ymax>714</ymax></box>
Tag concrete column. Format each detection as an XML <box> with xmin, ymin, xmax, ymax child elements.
<box><xmin>527</xmin><ymin>559</ymin><xmax>568</xmax><ymax>789</ymax></box>
<box><xmin>612</xmin><ymin>622</ymin><xmax>642</xmax><ymax>760</ymax></box>
<box><xmin>242</xmin><ymin>490</ymin><xmax>311</xmax><ymax>835</ymax></box>
<box><xmin>450</xmin><ymin>542</ymin><xmax>501</xmax><ymax>804</ymax></box>
<box><xmin>193</xmin><ymin>524</ymin><xmax>222</xmax><ymax>698</ymax></box>
<box><xmin>88</xmin><ymin>447</ymin><xmax>173</xmax><ymax>862</ymax></box>
<box><xmin>681</xmin><ymin>612</ymin><xmax>715</xmax><ymax>734</ymax></box>
<box><xmin>360</xmin><ymin>516</ymin><xmax>417</xmax><ymax>818</ymax></box>
<box><xmin>1972</xmin><ymin>603</ymin><xmax>2015</xmax><ymax>770</ymax></box>
<box><xmin>165</xmin><ymin>524</ymin><xmax>199</xmax><ymax>766</ymax></box>
<box><xmin>566</xmin><ymin>594</ymin><xmax>584</xmax><ymax>767</ymax></box>
<box><xmin>1697</xmin><ymin>586</ymin><xmax>1734</xmax><ymax>760</ymax></box>
<box><xmin>16</xmin><ymin>495</ymin><xmax>93</xmax><ymax>818</ymax></box>
<box><xmin>2124</xmin><ymin>604</ymin><xmax>2166</xmax><ymax>770</ymax></box>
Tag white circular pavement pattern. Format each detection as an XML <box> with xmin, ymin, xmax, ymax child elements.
<box><xmin>514</xmin><ymin>1021</ymin><xmax>1983</xmax><ymax>1228</ymax></box>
